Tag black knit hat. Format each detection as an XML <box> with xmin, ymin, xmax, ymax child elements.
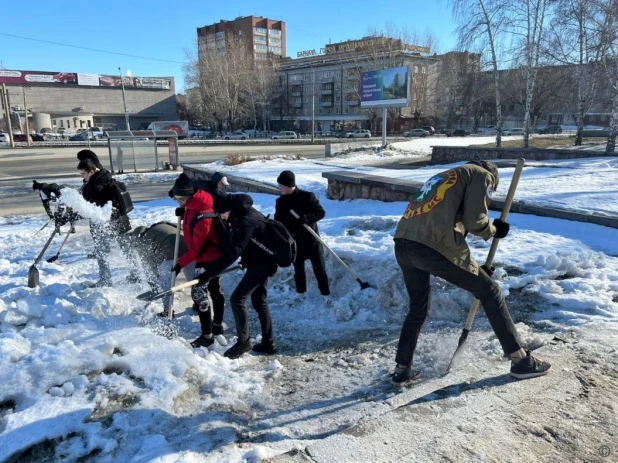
<box><xmin>172</xmin><ymin>173</ymin><xmax>194</xmax><ymax>197</ymax></box>
<box><xmin>277</xmin><ymin>170</ymin><xmax>296</xmax><ymax>188</ymax></box>
<box><xmin>77</xmin><ymin>149</ymin><xmax>103</xmax><ymax>170</ymax></box>
<box><xmin>211</xmin><ymin>172</ymin><xmax>229</xmax><ymax>187</ymax></box>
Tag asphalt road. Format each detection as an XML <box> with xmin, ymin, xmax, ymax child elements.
<box><xmin>0</xmin><ymin>144</ymin><xmax>325</xmax><ymax>217</ymax></box>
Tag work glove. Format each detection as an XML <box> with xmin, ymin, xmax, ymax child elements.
<box><xmin>175</xmin><ymin>207</ymin><xmax>185</xmax><ymax>217</ymax></box>
<box><xmin>172</xmin><ymin>263</ymin><xmax>182</xmax><ymax>276</ymax></box>
<box><xmin>481</xmin><ymin>264</ymin><xmax>495</xmax><ymax>277</ymax></box>
<box><xmin>493</xmin><ymin>219</ymin><xmax>510</xmax><ymax>239</ymax></box>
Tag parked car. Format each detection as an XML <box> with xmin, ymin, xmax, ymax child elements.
<box><xmin>89</xmin><ymin>127</ymin><xmax>104</xmax><ymax>139</ymax></box>
<box><xmin>421</xmin><ymin>126</ymin><xmax>436</xmax><ymax>135</ymax></box>
<box><xmin>69</xmin><ymin>132</ymin><xmax>89</xmax><ymax>142</ymax></box>
<box><xmin>439</xmin><ymin>128</ymin><xmax>453</xmax><ymax>136</ymax></box>
<box><xmin>447</xmin><ymin>129</ymin><xmax>470</xmax><ymax>137</ymax></box>
<box><xmin>31</xmin><ymin>133</ymin><xmax>45</xmax><ymax>141</ymax></box>
<box><xmin>271</xmin><ymin>131</ymin><xmax>298</xmax><ymax>140</ymax></box>
<box><xmin>507</xmin><ymin>128</ymin><xmax>524</xmax><ymax>135</ymax></box>
<box><xmin>347</xmin><ymin>129</ymin><xmax>371</xmax><ymax>138</ymax></box>
<box><xmin>333</xmin><ymin>130</ymin><xmax>350</xmax><ymax>138</ymax></box>
<box><xmin>14</xmin><ymin>134</ymin><xmax>33</xmax><ymax>143</ymax></box>
<box><xmin>224</xmin><ymin>130</ymin><xmax>248</xmax><ymax>140</ymax></box>
<box><xmin>404</xmin><ymin>128</ymin><xmax>430</xmax><ymax>137</ymax></box>
<box><xmin>0</xmin><ymin>133</ymin><xmax>7</xmax><ymax>143</ymax></box>
<box><xmin>538</xmin><ymin>125</ymin><xmax>563</xmax><ymax>134</ymax></box>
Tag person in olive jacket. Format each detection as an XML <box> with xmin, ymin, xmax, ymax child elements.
<box><xmin>391</xmin><ymin>160</ymin><xmax>551</xmax><ymax>385</ymax></box>
<box><xmin>274</xmin><ymin>170</ymin><xmax>332</xmax><ymax>307</ymax></box>
<box><xmin>77</xmin><ymin>159</ymin><xmax>138</xmax><ymax>287</ymax></box>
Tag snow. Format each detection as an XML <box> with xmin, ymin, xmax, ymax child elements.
<box><xmin>0</xmin><ymin>155</ymin><xmax>617</xmax><ymax>461</ymax></box>
<box><xmin>60</xmin><ymin>188</ymin><xmax>112</xmax><ymax>223</ymax></box>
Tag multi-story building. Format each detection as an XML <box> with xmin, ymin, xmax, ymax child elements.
<box><xmin>197</xmin><ymin>15</ymin><xmax>286</xmax><ymax>62</ymax></box>
<box><xmin>271</xmin><ymin>36</ymin><xmax>440</xmax><ymax>134</ymax></box>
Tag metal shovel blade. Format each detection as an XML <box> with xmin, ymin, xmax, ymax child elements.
<box><xmin>136</xmin><ymin>288</ymin><xmax>171</xmax><ymax>302</ymax></box>
<box><xmin>46</xmin><ymin>254</ymin><xmax>60</xmax><ymax>263</ymax></box>
<box><xmin>28</xmin><ymin>265</ymin><xmax>40</xmax><ymax>288</ymax></box>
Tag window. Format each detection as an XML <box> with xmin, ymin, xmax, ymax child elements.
<box><xmin>255</xmin><ymin>44</ymin><xmax>268</xmax><ymax>51</ymax></box>
<box><xmin>290</xmin><ymin>74</ymin><xmax>302</xmax><ymax>82</ymax></box>
<box><xmin>305</xmin><ymin>97</ymin><xmax>310</xmax><ymax>103</ymax></box>
<box><xmin>80</xmin><ymin>120</ymin><xmax>84</xmax><ymax>128</ymax></box>
<box><xmin>336</xmin><ymin>71</ymin><xmax>341</xmax><ymax>78</ymax></box>
<box><xmin>335</xmin><ymin>95</ymin><xmax>341</xmax><ymax>102</ymax></box>
<box><xmin>304</xmin><ymin>74</ymin><xmax>310</xmax><ymax>81</ymax></box>
<box><xmin>60</xmin><ymin>120</ymin><xmax>64</xmax><ymax>128</ymax></box>
<box><xmin>215</xmin><ymin>31</ymin><xmax>225</xmax><ymax>38</ymax></box>
<box><xmin>254</xmin><ymin>27</ymin><xmax>267</xmax><ymax>34</ymax></box>
<box><xmin>87</xmin><ymin>120</ymin><xmax>92</xmax><ymax>128</ymax></box>
<box><xmin>52</xmin><ymin>119</ymin><xmax>56</xmax><ymax>126</ymax></box>
<box><xmin>422</xmin><ymin>66</ymin><xmax>427</xmax><ymax>74</ymax></box>
<box><xmin>304</xmin><ymin>85</ymin><xmax>310</xmax><ymax>92</ymax></box>
<box><xmin>67</xmin><ymin>120</ymin><xmax>71</xmax><ymax>128</ymax></box>
<box><xmin>255</xmin><ymin>36</ymin><xmax>267</xmax><ymax>43</ymax></box>
<box><xmin>269</xmin><ymin>37</ymin><xmax>281</xmax><ymax>44</ymax></box>
<box><xmin>269</xmin><ymin>29</ymin><xmax>281</xmax><ymax>36</ymax></box>
<box><xmin>268</xmin><ymin>46</ymin><xmax>281</xmax><ymax>53</ymax></box>
<box><xmin>414</xmin><ymin>65</ymin><xmax>419</xmax><ymax>73</ymax></box>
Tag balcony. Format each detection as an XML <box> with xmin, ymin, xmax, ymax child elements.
<box><xmin>293</xmin><ymin>102</ymin><xmax>303</xmax><ymax>108</ymax></box>
<box><xmin>320</xmin><ymin>101</ymin><xmax>333</xmax><ymax>107</ymax></box>
<box><xmin>320</xmin><ymin>88</ymin><xmax>334</xmax><ymax>95</ymax></box>
<box><xmin>346</xmin><ymin>99</ymin><xmax>360</xmax><ymax>106</ymax></box>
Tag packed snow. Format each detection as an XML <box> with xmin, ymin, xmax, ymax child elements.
<box><xmin>0</xmin><ymin>155</ymin><xmax>617</xmax><ymax>462</ymax></box>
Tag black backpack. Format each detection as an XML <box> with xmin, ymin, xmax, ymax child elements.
<box><xmin>189</xmin><ymin>211</ymin><xmax>232</xmax><ymax>256</ymax></box>
<box><xmin>252</xmin><ymin>215</ymin><xmax>297</xmax><ymax>268</ymax></box>
<box><xmin>109</xmin><ymin>179</ymin><xmax>133</xmax><ymax>215</ymax></box>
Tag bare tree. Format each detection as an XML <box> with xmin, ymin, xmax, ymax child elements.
<box><xmin>451</xmin><ymin>0</ymin><xmax>508</xmax><ymax>146</ymax></box>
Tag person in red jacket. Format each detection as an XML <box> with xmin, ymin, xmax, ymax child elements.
<box><xmin>170</xmin><ymin>173</ymin><xmax>224</xmax><ymax>348</ymax></box>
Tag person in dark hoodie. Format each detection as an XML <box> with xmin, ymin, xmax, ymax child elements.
<box><xmin>390</xmin><ymin>160</ymin><xmax>551</xmax><ymax>386</ymax></box>
<box><xmin>197</xmin><ymin>192</ymin><xmax>278</xmax><ymax>359</ymax></box>
<box><xmin>275</xmin><ymin>170</ymin><xmax>332</xmax><ymax>306</ymax></box>
<box><xmin>32</xmin><ymin>180</ymin><xmax>77</xmax><ymax>233</ymax></box>
<box><xmin>77</xmin><ymin>158</ymin><xmax>138</xmax><ymax>286</ymax></box>
<box><xmin>169</xmin><ymin>174</ymin><xmax>224</xmax><ymax>348</ymax></box>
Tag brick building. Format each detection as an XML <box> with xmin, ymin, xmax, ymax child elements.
<box><xmin>197</xmin><ymin>15</ymin><xmax>286</xmax><ymax>62</ymax></box>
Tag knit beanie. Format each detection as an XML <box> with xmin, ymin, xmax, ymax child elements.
<box><xmin>172</xmin><ymin>173</ymin><xmax>194</xmax><ymax>196</ymax></box>
<box><xmin>277</xmin><ymin>170</ymin><xmax>296</xmax><ymax>188</ymax></box>
<box><xmin>211</xmin><ymin>172</ymin><xmax>230</xmax><ymax>187</ymax></box>
<box><xmin>76</xmin><ymin>149</ymin><xmax>103</xmax><ymax>170</ymax></box>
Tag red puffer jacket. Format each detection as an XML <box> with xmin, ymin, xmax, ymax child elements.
<box><xmin>177</xmin><ymin>189</ymin><xmax>221</xmax><ymax>267</ymax></box>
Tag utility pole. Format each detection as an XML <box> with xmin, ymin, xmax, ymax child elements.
<box><xmin>23</xmin><ymin>87</ymin><xmax>30</xmax><ymax>146</ymax></box>
<box><xmin>1</xmin><ymin>84</ymin><xmax>15</xmax><ymax>148</ymax></box>
<box><xmin>311</xmin><ymin>66</ymin><xmax>315</xmax><ymax>143</ymax></box>
<box><xmin>118</xmin><ymin>67</ymin><xmax>130</xmax><ymax>130</ymax></box>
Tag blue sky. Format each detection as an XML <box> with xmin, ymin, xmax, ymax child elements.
<box><xmin>0</xmin><ymin>1</ymin><xmax>457</xmax><ymax>93</ymax></box>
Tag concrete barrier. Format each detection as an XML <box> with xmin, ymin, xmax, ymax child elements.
<box><xmin>431</xmin><ymin>145</ymin><xmax>615</xmax><ymax>164</ymax></box>
<box><xmin>182</xmin><ymin>165</ymin><xmax>280</xmax><ymax>196</ymax></box>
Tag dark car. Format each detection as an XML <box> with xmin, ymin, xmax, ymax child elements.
<box><xmin>14</xmin><ymin>134</ymin><xmax>33</xmax><ymax>143</ymax></box>
<box><xmin>538</xmin><ymin>125</ymin><xmax>563</xmax><ymax>134</ymax></box>
<box><xmin>447</xmin><ymin>129</ymin><xmax>470</xmax><ymax>137</ymax></box>
<box><xmin>31</xmin><ymin>133</ymin><xmax>45</xmax><ymax>141</ymax></box>
<box><xmin>421</xmin><ymin>126</ymin><xmax>436</xmax><ymax>135</ymax></box>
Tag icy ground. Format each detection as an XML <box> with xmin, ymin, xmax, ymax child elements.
<box><xmin>0</xmin><ymin>157</ymin><xmax>617</xmax><ymax>462</ymax></box>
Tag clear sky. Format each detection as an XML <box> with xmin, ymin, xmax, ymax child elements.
<box><xmin>0</xmin><ymin>1</ymin><xmax>458</xmax><ymax>93</ymax></box>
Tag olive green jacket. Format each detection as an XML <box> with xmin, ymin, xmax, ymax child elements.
<box><xmin>394</xmin><ymin>163</ymin><xmax>498</xmax><ymax>274</ymax></box>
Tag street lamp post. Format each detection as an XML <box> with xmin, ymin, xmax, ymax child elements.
<box><xmin>118</xmin><ymin>67</ymin><xmax>130</xmax><ymax>131</ymax></box>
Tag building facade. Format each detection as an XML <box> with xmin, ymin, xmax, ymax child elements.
<box><xmin>271</xmin><ymin>37</ymin><xmax>439</xmax><ymax>134</ymax></box>
<box><xmin>197</xmin><ymin>16</ymin><xmax>286</xmax><ymax>62</ymax></box>
<box><xmin>0</xmin><ymin>70</ymin><xmax>176</xmax><ymax>134</ymax></box>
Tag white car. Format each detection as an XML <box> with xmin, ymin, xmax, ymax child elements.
<box><xmin>271</xmin><ymin>131</ymin><xmax>298</xmax><ymax>140</ymax></box>
<box><xmin>224</xmin><ymin>131</ymin><xmax>248</xmax><ymax>140</ymax></box>
<box><xmin>509</xmin><ymin>128</ymin><xmax>524</xmax><ymax>135</ymax></box>
<box><xmin>0</xmin><ymin>133</ymin><xmax>7</xmax><ymax>143</ymax></box>
<box><xmin>347</xmin><ymin>129</ymin><xmax>371</xmax><ymax>138</ymax></box>
<box><xmin>404</xmin><ymin>129</ymin><xmax>430</xmax><ymax>137</ymax></box>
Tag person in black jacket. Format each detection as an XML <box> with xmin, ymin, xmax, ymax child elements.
<box><xmin>32</xmin><ymin>180</ymin><xmax>77</xmax><ymax>233</ymax></box>
<box><xmin>274</xmin><ymin>170</ymin><xmax>332</xmax><ymax>306</ymax></box>
<box><xmin>198</xmin><ymin>192</ymin><xmax>278</xmax><ymax>359</ymax></box>
<box><xmin>77</xmin><ymin>159</ymin><xmax>138</xmax><ymax>287</ymax></box>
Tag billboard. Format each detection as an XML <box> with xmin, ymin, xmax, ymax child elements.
<box><xmin>0</xmin><ymin>70</ymin><xmax>77</xmax><ymax>85</ymax></box>
<box><xmin>360</xmin><ymin>66</ymin><xmax>409</xmax><ymax>108</ymax></box>
<box><xmin>77</xmin><ymin>73</ymin><xmax>100</xmax><ymax>86</ymax></box>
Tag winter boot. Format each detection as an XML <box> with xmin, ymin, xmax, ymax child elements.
<box><xmin>509</xmin><ymin>351</ymin><xmax>551</xmax><ymax>379</ymax></box>
<box><xmin>391</xmin><ymin>365</ymin><xmax>421</xmax><ymax>386</ymax></box>
<box><xmin>191</xmin><ymin>334</ymin><xmax>214</xmax><ymax>349</ymax></box>
<box><xmin>252</xmin><ymin>341</ymin><xmax>277</xmax><ymax>355</ymax></box>
<box><xmin>323</xmin><ymin>295</ymin><xmax>333</xmax><ymax>307</ymax></box>
<box><xmin>224</xmin><ymin>339</ymin><xmax>252</xmax><ymax>359</ymax></box>
<box><xmin>70</xmin><ymin>225</ymin><xmax>76</xmax><ymax>234</ymax></box>
<box><xmin>293</xmin><ymin>293</ymin><xmax>306</xmax><ymax>304</ymax></box>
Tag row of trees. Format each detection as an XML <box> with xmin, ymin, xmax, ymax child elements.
<box><xmin>450</xmin><ymin>0</ymin><xmax>618</xmax><ymax>151</ymax></box>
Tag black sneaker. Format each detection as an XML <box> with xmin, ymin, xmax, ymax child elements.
<box><xmin>391</xmin><ymin>365</ymin><xmax>421</xmax><ymax>386</ymax></box>
<box><xmin>510</xmin><ymin>352</ymin><xmax>552</xmax><ymax>379</ymax></box>
<box><xmin>224</xmin><ymin>339</ymin><xmax>252</xmax><ymax>359</ymax></box>
<box><xmin>252</xmin><ymin>342</ymin><xmax>277</xmax><ymax>355</ymax></box>
<box><xmin>157</xmin><ymin>310</ymin><xmax>174</xmax><ymax>319</ymax></box>
<box><xmin>212</xmin><ymin>323</ymin><xmax>224</xmax><ymax>336</ymax></box>
<box><xmin>191</xmin><ymin>335</ymin><xmax>214</xmax><ymax>349</ymax></box>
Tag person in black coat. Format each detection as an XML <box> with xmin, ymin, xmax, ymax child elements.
<box><xmin>274</xmin><ymin>170</ymin><xmax>332</xmax><ymax>306</ymax></box>
<box><xmin>77</xmin><ymin>159</ymin><xmax>137</xmax><ymax>287</ymax></box>
<box><xmin>198</xmin><ymin>192</ymin><xmax>278</xmax><ymax>359</ymax></box>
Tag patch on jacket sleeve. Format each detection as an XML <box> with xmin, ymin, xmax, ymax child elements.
<box><xmin>402</xmin><ymin>170</ymin><xmax>458</xmax><ymax>219</ymax></box>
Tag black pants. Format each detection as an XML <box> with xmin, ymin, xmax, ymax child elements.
<box><xmin>294</xmin><ymin>244</ymin><xmax>330</xmax><ymax>296</ymax></box>
<box><xmin>90</xmin><ymin>222</ymin><xmax>138</xmax><ymax>284</ymax></box>
<box><xmin>230</xmin><ymin>264</ymin><xmax>276</xmax><ymax>344</ymax></box>
<box><xmin>394</xmin><ymin>239</ymin><xmax>522</xmax><ymax>367</ymax></box>
<box><xmin>193</xmin><ymin>275</ymin><xmax>225</xmax><ymax>336</ymax></box>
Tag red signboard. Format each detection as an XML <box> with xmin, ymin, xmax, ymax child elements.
<box><xmin>0</xmin><ymin>70</ymin><xmax>77</xmax><ymax>85</ymax></box>
<box><xmin>168</xmin><ymin>138</ymin><xmax>179</xmax><ymax>168</ymax></box>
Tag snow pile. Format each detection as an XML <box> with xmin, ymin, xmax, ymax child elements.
<box><xmin>59</xmin><ymin>188</ymin><xmax>112</xmax><ymax>222</ymax></box>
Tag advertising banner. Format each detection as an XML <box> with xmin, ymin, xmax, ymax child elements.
<box><xmin>98</xmin><ymin>75</ymin><xmax>135</xmax><ymax>87</ymax></box>
<box><xmin>360</xmin><ymin>66</ymin><xmax>409</xmax><ymax>108</ymax></box>
<box><xmin>77</xmin><ymin>73</ymin><xmax>100</xmax><ymax>86</ymax></box>
<box><xmin>0</xmin><ymin>70</ymin><xmax>77</xmax><ymax>85</ymax></box>
<box><xmin>135</xmin><ymin>77</ymin><xmax>171</xmax><ymax>90</ymax></box>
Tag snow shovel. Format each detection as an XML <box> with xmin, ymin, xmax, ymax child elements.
<box><xmin>167</xmin><ymin>216</ymin><xmax>182</xmax><ymax>320</ymax></box>
<box><xmin>290</xmin><ymin>209</ymin><xmax>372</xmax><ymax>290</ymax></box>
<box><xmin>46</xmin><ymin>230</ymin><xmax>71</xmax><ymax>263</ymax></box>
<box><xmin>446</xmin><ymin>158</ymin><xmax>526</xmax><ymax>373</ymax></box>
<box><xmin>33</xmin><ymin>217</ymin><xmax>53</xmax><ymax>236</ymax></box>
<box><xmin>136</xmin><ymin>264</ymin><xmax>242</xmax><ymax>302</ymax></box>
<box><xmin>28</xmin><ymin>228</ymin><xmax>59</xmax><ymax>288</ymax></box>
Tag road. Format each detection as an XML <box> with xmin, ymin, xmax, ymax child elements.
<box><xmin>0</xmin><ymin>144</ymin><xmax>325</xmax><ymax>217</ymax></box>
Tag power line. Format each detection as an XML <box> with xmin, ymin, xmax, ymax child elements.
<box><xmin>0</xmin><ymin>32</ymin><xmax>183</xmax><ymax>64</ymax></box>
